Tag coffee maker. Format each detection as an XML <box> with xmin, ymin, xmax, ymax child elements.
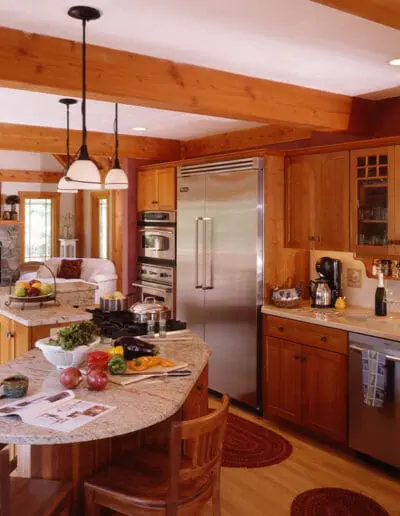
<box><xmin>310</xmin><ymin>257</ymin><xmax>341</xmax><ymax>308</ymax></box>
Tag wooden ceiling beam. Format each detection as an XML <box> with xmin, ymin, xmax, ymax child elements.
<box><xmin>311</xmin><ymin>0</ymin><xmax>400</xmax><ymax>30</ymax></box>
<box><xmin>0</xmin><ymin>169</ymin><xmax>63</xmax><ymax>183</ymax></box>
<box><xmin>181</xmin><ymin>125</ymin><xmax>313</xmax><ymax>159</ymax></box>
<box><xmin>0</xmin><ymin>123</ymin><xmax>180</xmax><ymax>161</ymax></box>
<box><xmin>0</xmin><ymin>26</ymin><xmax>354</xmax><ymax>131</ymax></box>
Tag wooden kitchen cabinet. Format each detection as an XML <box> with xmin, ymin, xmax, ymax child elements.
<box><xmin>285</xmin><ymin>151</ymin><xmax>350</xmax><ymax>251</ymax></box>
<box><xmin>263</xmin><ymin>315</ymin><xmax>348</xmax><ymax>444</ymax></box>
<box><xmin>0</xmin><ymin>315</ymin><xmax>30</xmax><ymax>365</ymax></box>
<box><xmin>266</xmin><ymin>337</ymin><xmax>302</xmax><ymax>424</ymax></box>
<box><xmin>137</xmin><ymin>167</ymin><xmax>176</xmax><ymax>212</ymax></box>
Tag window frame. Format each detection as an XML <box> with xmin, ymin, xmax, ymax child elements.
<box><xmin>91</xmin><ymin>191</ymin><xmax>110</xmax><ymax>259</ymax></box>
<box><xmin>19</xmin><ymin>191</ymin><xmax>60</xmax><ymax>263</ymax></box>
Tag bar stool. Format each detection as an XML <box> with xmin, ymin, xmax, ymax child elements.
<box><xmin>85</xmin><ymin>394</ymin><xmax>230</xmax><ymax>516</ymax></box>
<box><xmin>0</xmin><ymin>444</ymin><xmax>73</xmax><ymax>515</ymax></box>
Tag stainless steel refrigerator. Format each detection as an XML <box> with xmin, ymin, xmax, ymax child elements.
<box><xmin>176</xmin><ymin>158</ymin><xmax>264</xmax><ymax>410</ymax></box>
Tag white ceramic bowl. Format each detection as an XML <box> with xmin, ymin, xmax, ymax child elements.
<box><xmin>35</xmin><ymin>336</ymin><xmax>101</xmax><ymax>370</ymax></box>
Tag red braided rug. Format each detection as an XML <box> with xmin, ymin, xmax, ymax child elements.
<box><xmin>221</xmin><ymin>413</ymin><xmax>292</xmax><ymax>468</ymax></box>
<box><xmin>291</xmin><ymin>488</ymin><xmax>389</xmax><ymax>516</ymax></box>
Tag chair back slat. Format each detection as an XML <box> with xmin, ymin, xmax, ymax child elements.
<box><xmin>0</xmin><ymin>444</ymin><xmax>11</xmax><ymax>516</ymax></box>
<box><xmin>167</xmin><ymin>395</ymin><xmax>229</xmax><ymax>506</ymax></box>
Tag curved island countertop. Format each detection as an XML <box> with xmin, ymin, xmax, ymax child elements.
<box><xmin>0</xmin><ymin>331</ymin><xmax>210</xmax><ymax>445</ymax></box>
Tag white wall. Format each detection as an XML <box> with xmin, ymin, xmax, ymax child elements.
<box><xmin>310</xmin><ymin>250</ymin><xmax>400</xmax><ymax>312</ymax></box>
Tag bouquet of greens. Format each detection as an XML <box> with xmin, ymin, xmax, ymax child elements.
<box><xmin>48</xmin><ymin>321</ymin><xmax>100</xmax><ymax>351</ymax></box>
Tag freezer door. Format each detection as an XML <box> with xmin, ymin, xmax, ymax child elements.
<box><xmin>176</xmin><ymin>174</ymin><xmax>206</xmax><ymax>340</ymax></box>
<box><xmin>204</xmin><ymin>170</ymin><xmax>262</xmax><ymax>407</ymax></box>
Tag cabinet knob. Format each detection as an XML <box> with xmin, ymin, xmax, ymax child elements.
<box><xmin>320</xmin><ymin>336</ymin><xmax>327</xmax><ymax>342</ymax></box>
<box><xmin>151</xmin><ymin>201</ymin><xmax>158</xmax><ymax>204</ymax></box>
<box><xmin>315</xmin><ymin>236</ymin><xmax>321</xmax><ymax>242</ymax></box>
<box><xmin>277</xmin><ymin>326</ymin><xmax>284</xmax><ymax>332</ymax></box>
<box><xmin>294</xmin><ymin>355</ymin><xmax>301</xmax><ymax>360</ymax></box>
<box><xmin>196</xmin><ymin>384</ymin><xmax>203</xmax><ymax>392</ymax></box>
<box><xmin>6</xmin><ymin>332</ymin><xmax>14</xmax><ymax>339</ymax></box>
<box><xmin>301</xmin><ymin>356</ymin><xmax>307</xmax><ymax>362</ymax></box>
<box><xmin>308</xmin><ymin>236</ymin><xmax>314</xmax><ymax>241</ymax></box>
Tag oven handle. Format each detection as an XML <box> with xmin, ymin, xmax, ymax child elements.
<box><xmin>349</xmin><ymin>344</ymin><xmax>400</xmax><ymax>363</ymax></box>
<box><xmin>138</xmin><ymin>228</ymin><xmax>175</xmax><ymax>236</ymax></box>
<box><xmin>195</xmin><ymin>217</ymin><xmax>203</xmax><ymax>289</ymax></box>
<box><xmin>132</xmin><ymin>282</ymin><xmax>173</xmax><ymax>294</ymax></box>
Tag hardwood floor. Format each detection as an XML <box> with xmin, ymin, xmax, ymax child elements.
<box><xmin>205</xmin><ymin>396</ymin><xmax>400</xmax><ymax>516</ymax></box>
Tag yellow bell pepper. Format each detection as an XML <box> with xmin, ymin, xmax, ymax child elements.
<box><xmin>107</xmin><ymin>346</ymin><xmax>124</xmax><ymax>356</ymax></box>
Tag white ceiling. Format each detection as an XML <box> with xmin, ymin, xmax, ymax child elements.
<box><xmin>0</xmin><ymin>0</ymin><xmax>400</xmax><ymax>138</ymax></box>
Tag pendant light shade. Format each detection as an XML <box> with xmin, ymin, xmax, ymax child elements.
<box><xmin>105</xmin><ymin>103</ymin><xmax>128</xmax><ymax>190</ymax></box>
<box><xmin>66</xmin><ymin>6</ymin><xmax>102</xmax><ymax>190</ymax></box>
<box><xmin>58</xmin><ymin>98</ymin><xmax>78</xmax><ymax>194</ymax></box>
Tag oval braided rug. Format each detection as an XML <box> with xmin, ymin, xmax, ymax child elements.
<box><xmin>291</xmin><ymin>488</ymin><xmax>389</xmax><ymax>516</ymax></box>
<box><xmin>221</xmin><ymin>413</ymin><xmax>292</xmax><ymax>468</ymax></box>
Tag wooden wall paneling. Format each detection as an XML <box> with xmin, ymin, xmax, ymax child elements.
<box><xmin>313</xmin><ymin>151</ymin><xmax>350</xmax><ymax>251</ymax></box>
<box><xmin>0</xmin><ymin>123</ymin><xmax>180</xmax><ymax>161</ymax></box>
<box><xmin>181</xmin><ymin>126</ymin><xmax>313</xmax><ymax>159</ymax></box>
<box><xmin>311</xmin><ymin>0</ymin><xmax>400</xmax><ymax>31</ymax></box>
<box><xmin>0</xmin><ymin>27</ymin><xmax>353</xmax><ymax>130</ymax></box>
<box><xmin>0</xmin><ymin>170</ymin><xmax>63</xmax><ymax>183</ymax></box>
<box><xmin>111</xmin><ymin>190</ymin><xmax>125</xmax><ymax>292</ymax></box>
<box><xmin>263</xmin><ymin>155</ymin><xmax>310</xmax><ymax>302</ymax></box>
<box><xmin>74</xmin><ymin>191</ymin><xmax>84</xmax><ymax>258</ymax></box>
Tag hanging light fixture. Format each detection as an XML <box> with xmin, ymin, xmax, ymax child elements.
<box><xmin>58</xmin><ymin>98</ymin><xmax>78</xmax><ymax>194</ymax></box>
<box><xmin>66</xmin><ymin>5</ymin><xmax>102</xmax><ymax>190</ymax></box>
<box><xmin>105</xmin><ymin>103</ymin><xmax>129</xmax><ymax>190</ymax></box>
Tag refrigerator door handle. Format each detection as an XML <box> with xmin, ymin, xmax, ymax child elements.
<box><xmin>195</xmin><ymin>217</ymin><xmax>203</xmax><ymax>289</ymax></box>
<box><xmin>204</xmin><ymin>217</ymin><xmax>213</xmax><ymax>290</ymax></box>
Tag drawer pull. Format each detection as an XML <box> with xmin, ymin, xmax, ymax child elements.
<box><xmin>294</xmin><ymin>355</ymin><xmax>301</xmax><ymax>360</ymax></box>
<box><xmin>277</xmin><ymin>326</ymin><xmax>284</xmax><ymax>332</ymax></box>
<box><xmin>320</xmin><ymin>336</ymin><xmax>327</xmax><ymax>342</ymax></box>
<box><xmin>301</xmin><ymin>356</ymin><xmax>307</xmax><ymax>362</ymax></box>
<box><xmin>196</xmin><ymin>384</ymin><xmax>203</xmax><ymax>392</ymax></box>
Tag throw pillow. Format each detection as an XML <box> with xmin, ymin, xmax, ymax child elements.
<box><xmin>58</xmin><ymin>259</ymin><xmax>83</xmax><ymax>279</ymax></box>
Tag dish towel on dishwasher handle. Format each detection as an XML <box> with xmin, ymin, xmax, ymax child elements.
<box><xmin>361</xmin><ymin>349</ymin><xmax>387</xmax><ymax>408</ymax></box>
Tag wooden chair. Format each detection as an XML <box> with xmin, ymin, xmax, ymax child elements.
<box><xmin>85</xmin><ymin>394</ymin><xmax>230</xmax><ymax>516</ymax></box>
<box><xmin>0</xmin><ymin>444</ymin><xmax>72</xmax><ymax>516</ymax></box>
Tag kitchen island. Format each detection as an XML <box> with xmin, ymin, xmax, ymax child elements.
<box><xmin>0</xmin><ymin>330</ymin><xmax>210</xmax><ymax>512</ymax></box>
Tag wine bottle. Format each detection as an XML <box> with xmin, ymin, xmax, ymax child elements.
<box><xmin>375</xmin><ymin>272</ymin><xmax>387</xmax><ymax>317</ymax></box>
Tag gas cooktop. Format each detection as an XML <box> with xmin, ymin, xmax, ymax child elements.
<box><xmin>87</xmin><ymin>309</ymin><xmax>187</xmax><ymax>340</ymax></box>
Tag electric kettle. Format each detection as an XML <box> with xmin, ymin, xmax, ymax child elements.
<box><xmin>308</xmin><ymin>279</ymin><xmax>332</xmax><ymax>308</ymax></box>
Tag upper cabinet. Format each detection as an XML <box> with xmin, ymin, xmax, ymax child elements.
<box><xmin>350</xmin><ymin>146</ymin><xmax>398</xmax><ymax>256</ymax></box>
<box><xmin>137</xmin><ymin>167</ymin><xmax>176</xmax><ymax>212</ymax></box>
<box><xmin>285</xmin><ymin>151</ymin><xmax>350</xmax><ymax>251</ymax></box>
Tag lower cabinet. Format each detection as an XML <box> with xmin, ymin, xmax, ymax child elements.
<box><xmin>0</xmin><ymin>315</ymin><xmax>30</xmax><ymax>365</ymax></box>
<box><xmin>264</xmin><ymin>316</ymin><xmax>348</xmax><ymax>444</ymax></box>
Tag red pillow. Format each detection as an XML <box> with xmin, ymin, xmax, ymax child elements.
<box><xmin>57</xmin><ymin>259</ymin><xmax>83</xmax><ymax>279</ymax></box>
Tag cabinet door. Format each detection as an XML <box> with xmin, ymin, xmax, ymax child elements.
<box><xmin>137</xmin><ymin>170</ymin><xmax>157</xmax><ymax>211</ymax></box>
<box><xmin>314</xmin><ymin>151</ymin><xmax>350</xmax><ymax>251</ymax></box>
<box><xmin>285</xmin><ymin>156</ymin><xmax>313</xmax><ymax>248</ymax></box>
<box><xmin>0</xmin><ymin>315</ymin><xmax>13</xmax><ymax>364</ymax></box>
<box><xmin>12</xmin><ymin>321</ymin><xmax>30</xmax><ymax>358</ymax></box>
<box><xmin>156</xmin><ymin>168</ymin><xmax>176</xmax><ymax>211</ymax></box>
<box><xmin>301</xmin><ymin>345</ymin><xmax>347</xmax><ymax>443</ymax></box>
<box><xmin>265</xmin><ymin>336</ymin><xmax>302</xmax><ymax>423</ymax></box>
<box><xmin>350</xmin><ymin>147</ymin><xmax>393</xmax><ymax>256</ymax></box>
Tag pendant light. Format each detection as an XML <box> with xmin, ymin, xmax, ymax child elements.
<box><xmin>66</xmin><ymin>6</ymin><xmax>102</xmax><ymax>190</ymax></box>
<box><xmin>58</xmin><ymin>98</ymin><xmax>78</xmax><ymax>194</ymax></box>
<box><xmin>105</xmin><ymin>103</ymin><xmax>129</xmax><ymax>190</ymax></box>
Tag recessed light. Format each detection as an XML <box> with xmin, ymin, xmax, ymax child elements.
<box><xmin>133</xmin><ymin>127</ymin><xmax>147</xmax><ymax>132</ymax></box>
<box><xmin>389</xmin><ymin>58</ymin><xmax>400</xmax><ymax>66</ymax></box>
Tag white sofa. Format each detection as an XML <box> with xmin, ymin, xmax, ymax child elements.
<box><xmin>21</xmin><ymin>258</ymin><xmax>118</xmax><ymax>303</ymax></box>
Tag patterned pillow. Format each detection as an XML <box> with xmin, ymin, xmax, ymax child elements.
<box><xmin>57</xmin><ymin>259</ymin><xmax>83</xmax><ymax>279</ymax></box>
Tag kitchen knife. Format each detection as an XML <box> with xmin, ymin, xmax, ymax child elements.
<box><xmin>122</xmin><ymin>369</ymin><xmax>192</xmax><ymax>377</ymax></box>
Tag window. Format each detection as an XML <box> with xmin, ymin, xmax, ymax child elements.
<box><xmin>19</xmin><ymin>192</ymin><xmax>60</xmax><ymax>263</ymax></box>
<box><xmin>91</xmin><ymin>192</ymin><xmax>109</xmax><ymax>259</ymax></box>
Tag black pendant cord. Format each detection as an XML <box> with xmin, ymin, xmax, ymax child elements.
<box><xmin>81</xmin><ymin>18</ymin><xmax>87</xmax><ymax>148</ymax></box>
<box><xmin>66</xmin><ymin>103</ymin><xmax>71</xmax><ymax>171</ymax></box>
<box><xmin>114</xmin><ymin>103</ymin><xmax>120</xmax><ymax>168</ymax></box>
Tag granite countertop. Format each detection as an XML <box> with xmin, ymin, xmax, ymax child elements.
<box><xmin>0</xmin><ymin>300</ymin><xmax>92</xmax><ymax>327</ymax></box>
<box><xmin>0</xmin><ymin>330</ymin><xmax>210</xmax><ymax>445</ymax></box>
<box><xmin>262</xmin><ymin>304</ymin><xmax>400</xmax><ymax>341</ymax></box>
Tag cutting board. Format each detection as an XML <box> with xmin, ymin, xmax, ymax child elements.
<box><xmin>109</xmin><ymin>362</ymin><xmax>189</xmax><ymax>386</ymax></box>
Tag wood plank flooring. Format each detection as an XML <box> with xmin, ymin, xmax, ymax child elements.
<box><xmin>204</xmin><ymin>396</ymin><xmax>400</xmax><ymax>516</ymax></box>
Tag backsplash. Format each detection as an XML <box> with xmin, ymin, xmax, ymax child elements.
<box><xmin>310</xmin><ymin>250</ymin><xmax>400</xmax><ymax>313</ymax></box>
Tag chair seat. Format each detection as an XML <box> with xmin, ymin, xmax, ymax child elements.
<box><xmin>10</xmin><ymin>477</ymin><xmax>72</xmax><ymax>516</ymax></box>
<box><xmin>86</xmin><ymin>449</ymin><xmax>213</xmax><ymax>509</ymax></box>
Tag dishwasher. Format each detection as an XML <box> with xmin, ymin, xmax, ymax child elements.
<box><xmin>349</xmin><ymin>332</ymin><xmax>400</xmax><ymax>468</ymax></box>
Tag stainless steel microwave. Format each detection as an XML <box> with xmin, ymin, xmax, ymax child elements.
<box><xmin>138</xmin><ymin>226</ymin><xmax>176</xmax><ymax>261</ymax></box>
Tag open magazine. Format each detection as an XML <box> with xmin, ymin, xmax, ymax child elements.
<box><xmin>0</xmin><ymin>391</ymin><xmax>115</xmax><ymax>433</ymax></box>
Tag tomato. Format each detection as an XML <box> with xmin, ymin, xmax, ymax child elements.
<box><xmin>87</xmin><ymin>370</ymin><xmax>109</xmax><ymax>391</ymax></box>
<box><xmin>87</xmin><ymin>351</ymin><xmax>109</xmax><ymax>371</ymax></box>
<box><xmin>60</xmin><ymin>367</ymin><xmax>82</xmax><ymax>389</ymax></box>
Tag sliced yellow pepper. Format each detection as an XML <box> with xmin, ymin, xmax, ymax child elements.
<box><xmin>107</xmin><ymin>346</ymin><xmax>124</xmax><ymax>356</ymax></box>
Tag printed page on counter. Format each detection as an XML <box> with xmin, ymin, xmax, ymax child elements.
<box><xmin>0</xmin><ymin>391</ymin><xmax>115</xmax><ymax>432</ymax></box>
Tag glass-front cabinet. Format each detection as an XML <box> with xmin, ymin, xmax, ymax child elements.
<box><xmin>351</xmin><ymin>146</ymin><xmax>397</xmax><ymax>256</ymax></box>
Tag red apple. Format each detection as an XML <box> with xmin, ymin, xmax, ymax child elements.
<box><xmin>29</xmin><ymin>279</ymin><xmax>41</xmax><ymax>286</ymax></box>
<box><xmin>27</xmin><ymin>287</ymin><xmax>40</xmax><ymax>297</ymax></box>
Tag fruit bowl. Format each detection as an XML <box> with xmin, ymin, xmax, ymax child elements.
<box><xmin>36</xmin><ymin>336</ymin><xmax>101</xmax><ymax>370</ymax></box>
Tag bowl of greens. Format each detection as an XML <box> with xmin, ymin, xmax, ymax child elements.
<box><xmin>35</xmin><ymin>321</ymin><xmax>100</xmax><ymax>370</ymax></box>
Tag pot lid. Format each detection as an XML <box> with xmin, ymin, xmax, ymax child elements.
<box><xmin>129</xmin><ymin>297</ymin><xmax>168</xmax><ymax>314</ymax></box>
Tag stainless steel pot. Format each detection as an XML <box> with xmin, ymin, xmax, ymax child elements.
<box><xmin>100</xmin><ymin>296</ymin><xmax>128</xmax><ymax>312</ymax></box>
<box><xmin>129</xmin><ymin>297</ymin><xmax>170</xmax><ymax>323</ymax></box>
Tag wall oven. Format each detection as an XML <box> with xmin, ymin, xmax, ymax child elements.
<box><xmin>132</xmin><ymin>263</ymin><xmax>175</xmax><ymax>315</ymax></box>
<box><xmin>137</xmin><ymin>211</ymin><xmax>176</xmax><ymax>263</ymax></box>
